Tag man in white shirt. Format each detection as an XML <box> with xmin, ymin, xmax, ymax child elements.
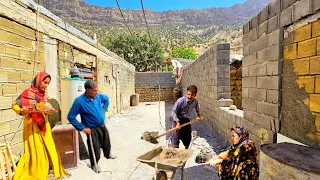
<box><xmin>168</xmin><ymin>58</ymin><xmax>184</xmax><ymax>88</ymax></box>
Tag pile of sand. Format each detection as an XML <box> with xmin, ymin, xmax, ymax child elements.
<box><xmin>154</xmin><ymin>148</ymin><xmax>191</xmax><ymax>165</ymax></box>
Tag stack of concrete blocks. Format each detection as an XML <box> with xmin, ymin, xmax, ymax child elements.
<box><xmin>230</xmin><ymin>67</ymin><xmax>242</xmax><ymax>109</ymax></box>
<box><xmin>135</xmin><ymin>72</ymin><xmax>176</xmax><ymax>102</ymax></box>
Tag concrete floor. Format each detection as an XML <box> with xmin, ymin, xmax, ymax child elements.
<box><xmin>65</xmin><ymin>101</ymin><xmax>224</xmax><ymax>180</ymax></box>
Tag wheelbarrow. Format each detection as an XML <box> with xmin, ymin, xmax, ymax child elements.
<box><xmin>137</xmin><ymin>146</ymin><xmax>193</xmax><ymax>180</ymax></box>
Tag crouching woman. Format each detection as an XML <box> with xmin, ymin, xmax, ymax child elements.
<box><xmin>211</xmin><ymin>125</ymin><xmax>259</xmax><ymax>179</ymax></box>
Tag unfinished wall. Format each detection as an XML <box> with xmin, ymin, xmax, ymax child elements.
<box><xmin>242</xmin><ymin>0</ymin><xmax>320</xmax><ymax>148</ymax></box>
<box><xmin>135</xmin><ymin>72</ymin><xmax>175</xmax><ymax>102</ymax></box>
<box><xmin>0</xmin><ymin>0</ymin><xmax>135</xmax><ymax>154</ymax></box>
<box><xmin>181</xmin><ymin>43</ymin><xmax>240</xmax><ymax>139</ymax></box>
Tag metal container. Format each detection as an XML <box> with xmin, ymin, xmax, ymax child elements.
<box><xmin>172</xmin><ymin>88</ymin><xmax>181</xmax><ymax>102</ymax></box>
<box><xmin>52</xmin><ymin>124</ymin><xmax>79</xmax><ymax>169</ymax></box>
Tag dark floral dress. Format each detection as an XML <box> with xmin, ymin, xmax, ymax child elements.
<box><xmin>218</xmin><ymin>142</ymin><xmax>259</xmax><ymax>180</ymax></box>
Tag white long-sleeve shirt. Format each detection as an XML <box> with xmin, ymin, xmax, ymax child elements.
<box><xmin>171</xmin><ymin>59</ymin><xmax>183</xmax><ymax>69</ymax></box>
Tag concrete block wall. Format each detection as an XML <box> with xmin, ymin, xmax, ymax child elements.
<box><xmin>135</xmin><ymin>72</ymin><xmax>175</xmax><ymax>102</ymax></box>
<box><xmin>243</xmin><ymin>0</ymin><xmax>320</xmax><ymax>149</ymax></box>
<box><xmin>181</xmin><ymin>43</ymin><xmax>235</xmax><ymax>139</ymax></box>
<box><xmin>0</xmin><ymin>0</ymin><xmax>135</xmax><ymax>154</ymax></box>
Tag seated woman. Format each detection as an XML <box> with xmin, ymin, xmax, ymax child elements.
<box><xmin>210</xmin><ymin>125</ymin><xmax>259</xmax><ymax>179</ymax></box>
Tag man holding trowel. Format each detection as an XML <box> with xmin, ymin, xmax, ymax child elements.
<box><xmin>67</xmin><ymin>80</ymin><xmax>116</xmax><ymax>173</ymax></box>
<box><xmin>171</xmin><ymin>85</ymin><xmax>202</xmax><ymax>149</ymax></box>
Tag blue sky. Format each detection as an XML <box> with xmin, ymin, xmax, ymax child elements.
<box><xmin>84</xmin><ymin>0</ymin><xmax>247</xmax><ymax>11</ymax></box>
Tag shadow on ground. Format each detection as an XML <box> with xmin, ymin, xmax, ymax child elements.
<box><xmin>173</xmin><ymin>164</ymin><xmax>219</xmax><ymax>180</ymax></box>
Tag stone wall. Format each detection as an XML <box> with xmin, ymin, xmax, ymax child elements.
<box><xmin>242</xmin><ymin>0</ymin><xmax>320</xmax><ymax>149</ymax></box>
<box><xmin>230</xmin><ymin>66</ymin><xmax>243</xmax><ymax>109</ymax></box>
<box><xmin>0</xmin><ymin>0</ymin><xmax>135</xmax><ymax>154</ymax></box>
<box><xmin>135</xmin><ymin>72</ymin><xmax>175</xmax><ymax>102</ymax></box>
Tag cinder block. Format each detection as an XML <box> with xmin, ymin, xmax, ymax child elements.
<box><xmin>248</xmin><ymin>28</ymin><xmax>258</xmax><ymax>42</ymax></box>
<box><xmin>243</xmin><ymin>87</ymin><xmax>249</xmax><ymax>98</ymax></box>
<box><xmin>17</xmin><ymin>83</ymin><xmax>29</xmax><ymax>93</ymax></box>
<box><xmin>242</xmin><ymin>52</ymin><xmax>257</xmax><ymax>67</ymax></box>
<box><xmin>249</xmin><ymin>88</ymin><xmax>267</xmax><ymax>102</ymax></box>
<box><xmin>294</xmin><ymin>24</ymin><xmax>311</xmax><ymax>42</ymax></box>
<box><xmin>257</xmin><ymin>45</ymin><xmax>280</xmax><ymax>61</ymax></box>
<box><xmin>310</xmin><ymin>56</ymin><xmax>320</xmax><ymax>74</ymax></box>
<box><xmin>0</xmin><ymin>17</ymin><xmax>13</xmax><ymax>32</ymax></box>
<box><xmin>0</xmin><ymin>96</ymin><xmax>12</xmax><ymax>109</ymax></box>
<box><xmin>243</xmin><ymin>33</ymin><xmax>250</xmax><ymax>46</ymax></box>
<box><xmin>19</xmin><ymin>48</ymin><xmax>31</xmax><ymax>60</ymax></box>
<box><xmin>0</xmin><ymin>57</ymin><xmax>15</xmax><ymax>69</ymax></box>
<box><xmin>0</xmin><ymin>44</ymin><xmax>5</xmax><ymax>55</ymax></box>
<box><xmin>253</xmin><ymin>112</ymin><xmax>273</xmax><ymax>129</ymax></box>
<box><xmin>282</xmin><ymin>0</ymin><xmax>297</xmax><ymax>10</ymax></box>
<box><xmin>216</xmin><ymin>50</ymin><xmax>230</xmax><ymax>59</ymax></box>
<box><xmin>298</xmin><ymin>38</ymin><xmax>316</xmax><ymax>58</ymax></box>
<box><xmin>243</xmin><ymin>21</ymin><xmax>250</xmax><ymax>35</ymax></box>
<box><xmin>0</xmin><ymin>122</ymin><xmax>11</xmax><ymax>136</ymax></box>
<box><xmin>242</xmin><ymin>66</ymin><xmax>249</xmax><ymax>77</ymax></box>
<box><xmin>310</xmin><ymin>94</ymin><xmax>320</xmax><ymax>112</ymax></box>
<box><xmin>251</xmin><ymin>14</ymin><xmax>259</xmax><ymax>29</ymax></box>
<box><xmin>24</xmin><ymin>27</ymin><xmax>36</xmax><ymax>40</ymax></box>
<box><xmin>293</xmin><ymin>0</ymin><xmax>313</xmax><ymax>22</ymax></box>
<box><xmin>280</xmin><ymin>6</ymin><xmax>293</xmax><ymax>27</ymax></box>
<box><xmin>243</xmin><ymin>77</ymin><xmax>257</xmax><ymax>88</ymax></box>
<box><xmin>316</xmin><ymin>76</ymin><xmax>320</xmax><ymax>93</ymax></box>
<box><xmin>20</xmin><ymin>72</ymin><xmax>33</xmax><ymax>82</ymax></box>
<box><xmin>269</xmin><ymin>0</ymin><xmax>281</xmax><ymax>17</ymax></box>
<box><xmin>267</xmin><ymin>60</ymin><xmax>279</xmax><ymax>75</ymax></box>
<box><xmin>258</xmin><ymin>21</ymin><xmax>268</xmax><ymax>38</ymax></box>
<box><xmin>216</xmin><ymin>43</ymin><xmax>230</xmax><ymax>50</ymax></box>
<box><xmin>242</xmin><ymin>115</ymin><xmax>255</xmax><ymax>130</ymax></box>
<box><xmin>0</xmin><ymin>71</ymin><xmax>8</xmax><ymax>82</ymax></box>
<box><xmin>7</xmin><ymin>71</ymin><xmax>21</xmax><ymax>82</ymax></box>
<box><xmin>267</xmin><ymin>15</ymin><xmax>279</xmax><ymax>34</ymax></box>
<box><xmin>284</xmin><ymin>43</ymin><xmax>297</xmax><ymax>60</ymax></box>
<box><xmin>267</xmin><ymin>90</ymin><xmax>279</xmax><ymax>103</ymax></box>
<box><xmin>243</xmin><ymin>44</ymin><xmax>250</xmax><ymax>56</ymax></box>
<box><xmin>312</xmin><ymin>20</ymin><xmax>320</xmax><ymax>38</ymax></box>
<box><xmin>257</xmin><ymin>76</ymin><xmax>279</xmax><ymax>90</ymax></box>
<box><xmin>312</xmin><ymin>0</ymin><xmax>320</xmax><ymax>12</ymax></box>
<box><xmin>249</xmin><ymin>62</ymin><xmax>267</xmax><ymax>77</ymax></box>
<box><xmin>250</xmin><ymin>34</ymin><xmax>268</xmax><ymax>53</ymax></box>
<box><xmin>257</xmin><ymin>101</ymin><xmax>279</xmax><ymax>118</ymax></box>
<box><xmin>19</xmin><ymin>38</ymin><xmax>33</xmax><ymax>49</ymax></box>
<box><xmin>3</xmin><ymin>84</ymin><xmax>17</xmax><ymax>95</ymax></box>
<box><xmin>259</xmin><ymin>5</ymin><xmax>270</xmax><ymax>24</ymax></box>
<box><xmin>1</xmin><ymin>109</ymin><xmax>17</xmax><ymax>122</ymax></box>
<box><xmin>296</xmin><ymin>76</ymin><xmax>315</xmax><ymax>93</ymax></box>
<box><xmin>268</xmin><ymin>29</ymin><xmax>283</xmax><ymax>47</ymax></box>
<box><xmin>5</xmin><ymin>45</ymin><xmax>19</xmax><ymax>58</ymax></box>
<box><xmin>243</xmin><ymin>98</ymin><xmax>257</xmax><ymax>112</ymax></box>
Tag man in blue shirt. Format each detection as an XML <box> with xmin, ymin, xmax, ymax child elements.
<box><xmin>68</xmin><ymin>80</ymin><xmax>115</xmax><ymax>173</ymax></box>
<box><xmin>171</xmin><ymin>85</ymin><xmax>202</xmax><ymax>149</ymax></box>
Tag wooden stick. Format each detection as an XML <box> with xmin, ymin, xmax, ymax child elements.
<box><xmin>154</xmin><ymin>117</ymin><xmax>202</xmax><ymax>139</ymax></box>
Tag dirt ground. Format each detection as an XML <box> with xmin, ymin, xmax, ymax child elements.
<box><xmin>63</xmin><ymin>101</ymin><xmax>226</xmax><ymax>180</ymax></box>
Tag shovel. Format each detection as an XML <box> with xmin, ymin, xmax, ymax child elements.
<box><xmin>147</xmin><ymin>117</ymin><xmax>203</xmax><ymax>143</ymax></box>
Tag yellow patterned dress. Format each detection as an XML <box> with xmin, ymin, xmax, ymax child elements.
<box><xmin>12</xmin><ymin>104</ymin><xmax>66</xmax><ymax>180</ymax></box>
<box><xmin>218</xmin><ymin>142</ymin><xmax>259</xmax><ymax>180</ymax></box>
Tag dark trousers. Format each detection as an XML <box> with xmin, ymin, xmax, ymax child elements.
<box><xmin>87</xmin><ymin>124</ymin><xmax>111</xmax><ymax>166</ymax></box>
<box><xmin>171</xmin><ymin>118</ymin><xmax>192</xmax><ymax>149</ymax></box>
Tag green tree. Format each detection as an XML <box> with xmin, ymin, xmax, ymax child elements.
<box><xmin>172</xmin><ymin>46</ymin><xmax>197</xmax><ymax>60</ymax></box>
<box><xmin>104</xmin><ymin>33</ymin><xmax>164</xmax><ymax>72</ymax></box>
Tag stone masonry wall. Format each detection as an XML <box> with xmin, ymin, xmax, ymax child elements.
<box><xmin>242</xmin><ymin>0</ymin><xmax>320</xmax><ymax>149</ymax></box>
<box><xmin>0</xmin><ymin>0</ymin><xmax>135</xmax><ymax>154</ymax></box>
<box><xmin>135</xmin><ymin>72</ymin><xmax>175</xmax><ymax>102</ymax></box>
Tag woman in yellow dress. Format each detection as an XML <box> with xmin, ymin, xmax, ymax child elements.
<box><xmin>12</xmin><ymin>72</ymin><xmax>66</xmax><ymax>180</ymax></box>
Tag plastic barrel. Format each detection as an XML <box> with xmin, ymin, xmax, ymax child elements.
<box><xmin>130</xmin><ymin>94</ymin><xmax>139</xmax><ymax>106</ymax></box>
